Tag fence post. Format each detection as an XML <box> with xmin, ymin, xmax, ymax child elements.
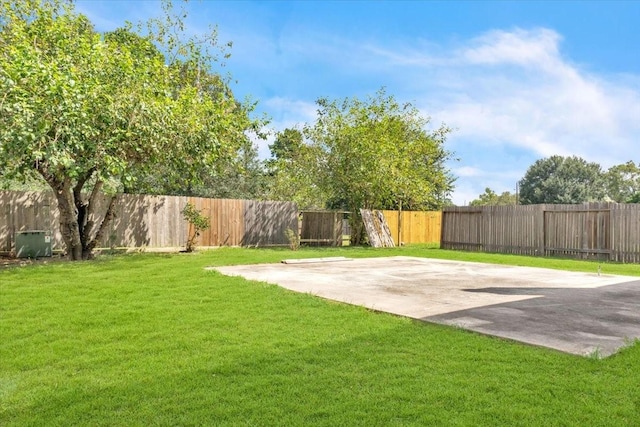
<box><xmin>537</xmin><ymin>204</ymin><xmax>545</xmax><ymax>256</ymax></box>
<box><xmin>398</xmin><ymin>202</ymin><xmax>402</xmax><ymax>245</ymax></box>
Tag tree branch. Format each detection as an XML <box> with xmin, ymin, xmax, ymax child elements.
<box><xmin>73</xmin><ymin>167</ymin><xmax>96</xmax><ymax>248</ymax></box>
<box><xmin>85</xmin><ymin>194</ymin><xmax>117</xmax><ymax>258</ymax></box>
<box><xmin>73</xmin><ymin>167</ymin><xmax>96</xmax><ymax>210</ymax></box>
<box><xmin>82</xmin><ymin>179</ymin><xmax>104</xmax><ymax>243</ymax></box>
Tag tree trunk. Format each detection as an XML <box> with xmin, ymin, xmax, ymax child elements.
<box><xmin>38</xmin><ymin>165</ymin><xmax>116</xmax><ymax>261</ymax></box>
<box><xmin>83</xmin><ymin>194</ymin><xmax>117</xmax><ymax>260</ymax></box>
<box><xmin>52</xmin><ymin>183</ymin><xmax>83</xmax><ymax>260</ymax></box>
<box><xmin>350</xmin><ymin>208</ymin><xmax>365</xmax><ymax>246</ymax></box>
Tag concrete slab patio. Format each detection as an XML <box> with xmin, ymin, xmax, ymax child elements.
<box><xmin>213</xmin><ymin>256</ymin><xmax>640</xmax><ymax>357</ymax></box>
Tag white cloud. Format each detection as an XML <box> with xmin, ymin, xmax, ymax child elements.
<box><xmin>461</xmin><ymin>28</ymin><xmax>562</xmax><ymax>69</ymax></box>
<box><xmin>454</xmin><ymin>166</ymin><xmax>483</xmax><ymax>177</ymax></box>
<box><xmin>422</xmin><ymin>29</ymin><xmax>639</xmax><ymax>190</ymax></box>
<box><xmin>83</xmin><ymin>2</ymin><xmax>638</xmax><ymax>205</ymax></box>
<box><xmin>252</xmin><ymin>27</ymin><xmax>639</xmax><ymax>204</ymax></box>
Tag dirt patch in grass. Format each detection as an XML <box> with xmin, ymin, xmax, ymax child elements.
<box><xmin>0</xmin><ymin>253</ymin><xmax>69</xmax><ymax>269</ymax></box>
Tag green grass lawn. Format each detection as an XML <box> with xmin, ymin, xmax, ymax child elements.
<box><xmin>1</xmin><ymin>246</ymin><xmax>639</xmax><ymax>426</ymax></box>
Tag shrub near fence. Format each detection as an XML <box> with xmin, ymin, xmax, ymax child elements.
<box><xmin>441</xmin><ymin>203</ymin><xmax>640</xmax><ymax>263</ymax></box>
<box><xmin>0</xmin><ymin>191</ymin><xmax>297</xmax><ymax>253</ymax></box>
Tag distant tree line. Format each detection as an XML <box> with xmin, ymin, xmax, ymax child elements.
<box><xmin>469</xmin><ymin>156</ymin><xmax>640</xmax><ymax>206</ymax></box>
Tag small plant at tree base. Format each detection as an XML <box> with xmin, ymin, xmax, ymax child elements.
<box><xmin>285</xmin><ymin>227</ymin><xmax>300</xmax><ymax>251</ymax></box>
<box><xmin>182</xmin><ymin>203</ymin><xmax>210</xmax><ymax>252</ymax></box>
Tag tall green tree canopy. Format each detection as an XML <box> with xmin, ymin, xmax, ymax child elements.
<box><xmin>519</xmin><ymin>155</ymin><xmax>605</xmax><ymax>204</ymax></box>
<box><xmin>605</xmin><ymin>160</ymin><xmax>640</xmax><ymax>203</ymax></box>
<box><xmin>301</xmin><ymin>89</ymin><xmax>455</xmax><ymax>212</ymax></box>
<box><xmin>268</xmin><ymin>128</ymin><xmax>305</xmax><ymax>165</ymax></box>
<box><xmin>266</xmin><ymin>128</ymin><xmax>324</xmax><ymax>207</ymax></box>
<box><xmin>0</xmin><ymin>0</ymin><xmax>259</xmax><ymax>259</ymax></box>
<box><xmin>267</xmin><ymin>90</ymin><xmax>455</xmax><ymax>243</ymax></box>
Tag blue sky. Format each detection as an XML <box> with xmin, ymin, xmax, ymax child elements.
<box><xmin>76</xmin><ymin>0</ymin><xmax>640</xmax><ymax>205</ymax></box>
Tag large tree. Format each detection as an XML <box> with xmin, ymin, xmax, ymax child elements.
<box><xmin>604</xmin><ymin>161</ymin><xmax>640</xmax><ymax>203</ymax></box>
<box><xmin>285</xmin><ymin>89</ymin><xmax>455</xmax><ymax>242</ymax></box>
<box><xmin>0</xmin><ymin>0</ymin><xmax>258</xmax><ymax>259</ymax></box>
<box><xmin>304</xmin><ymin>90</ymin><xmax>454</xmax><ymax>213</ymax></box>
<box><xmin>266</xmin><ymin>128</ymin><xmax>327</xmax><ymax>208</ymax></box>
<box><xmin>268</xmin><ymin>128</ymin><xmax>305</xmax><ymax>165</ymax></box>
<box><xmin>108</xmin><ymin>27</ymin><xmax>268</xmax><ymax>200</ymax></box>
<box><xmin>518</xmin><ymin>155</ymin><xmax>605</xmax><ymax>205</ymax></box>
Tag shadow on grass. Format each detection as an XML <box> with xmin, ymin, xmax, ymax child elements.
<box><xmin>5</xmin><ymin>316</ymin><xmax>640</xmax><ymax>426</ymax></box>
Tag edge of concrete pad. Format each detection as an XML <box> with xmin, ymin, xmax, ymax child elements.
<box><xmin>281</xmin><ymin>257</ymin><xmax>353</xmax><ymax>264</ymax></box>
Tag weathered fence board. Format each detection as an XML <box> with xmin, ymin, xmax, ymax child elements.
<box><xmin>611</xmin><ymin>203</ymin><xmax>640</xmax><ymax>263</ymax></box>
<box><xmin>110</xmin><ymin>194</ymin><xmax>188</xmax><ymax>248</ymax></box>
<box><xmin>441</xmin><ymin>203</ymin><xmax>640</xmax><ymax>263</ymax></box>
<box><xmin>243</xmin><ymin>200</ymin><xmax>298</xmax><ymax>246</ymax></box>
<box><xmin>361</xmin><ymin>209</ymin><xmax>395</xmax><ymax>248</ymax></box>
<box><xmin>543</xmin><ymin>205</ymin><xmax>611</xmax><ymax>259</ymax></box>
<box><xmin>440</xmin><ymin>208</ymin><xmax>483</xmax><ymax>252</ymax></box>
<box><xmin>1</xmin><ymin>191</ymin><xmax>297</xmax><ymax>252</ymax></box>
<box><xmin>0</xmin><ymin>191</ymin><xmax>60</xmax><ymax>251</ymax></box>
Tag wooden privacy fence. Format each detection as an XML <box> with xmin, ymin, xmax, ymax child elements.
<box><xmin>299</xmin><ymin>210</ymin><xmax>349</xmax><ymax>246</ymax></box>
<box><xmin>381</xmin><ymin>210</ymin><xmax>442</xmax><ymax>245</ymax></box>
<box><xmin>441</xmin><ymin>203</ymin><xmax>640</xmax><ymax>263</ymax></box>
<box><xmin>0</xmin><ymin>191</ymin><xmax>297</xmax><ymax>252</ymax></box>
<box><xmin>298</xmin><ymin>209</ymin><xmax>442</xmax><ymax>246</ymax></box>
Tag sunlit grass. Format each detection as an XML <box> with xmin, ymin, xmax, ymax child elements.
<box><xmin>1</xmin><ymin>246</ymin><xmax>638</xmax><ymax>425</ymax></box>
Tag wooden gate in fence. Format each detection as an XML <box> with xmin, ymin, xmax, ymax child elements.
<box><xmin>299</xmin><ymin>210</ymin><xmax>349</xmax><ymax>246</ymax></box>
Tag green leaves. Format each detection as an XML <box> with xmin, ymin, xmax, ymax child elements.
<box><xmin>518</xmin><ymin>156</ymin><xmax>640</xmax><ymax>205</ymax></box>
<box><xmin>302</xmin><ymin>89</ymin><xmax>454</xmax><ymax>211</ymax></box>
<box><xmin>0</xmin><ymin>0</ymin><xmax>261</xmax><ymax>258</ymax></box>
<box><xmin>1</xmin><ymin>0</ymin><xmax>259</xmax><ymax>189</ymax></box>
<box><xmin>182</xmin><ymin>202</ymin><xmax>210</xmax><ymax>252</ymax></box>
<box><xmin>604</xmin><ymin>161</ymin><xmax>640</xmax><ymax>203</ymax></box>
